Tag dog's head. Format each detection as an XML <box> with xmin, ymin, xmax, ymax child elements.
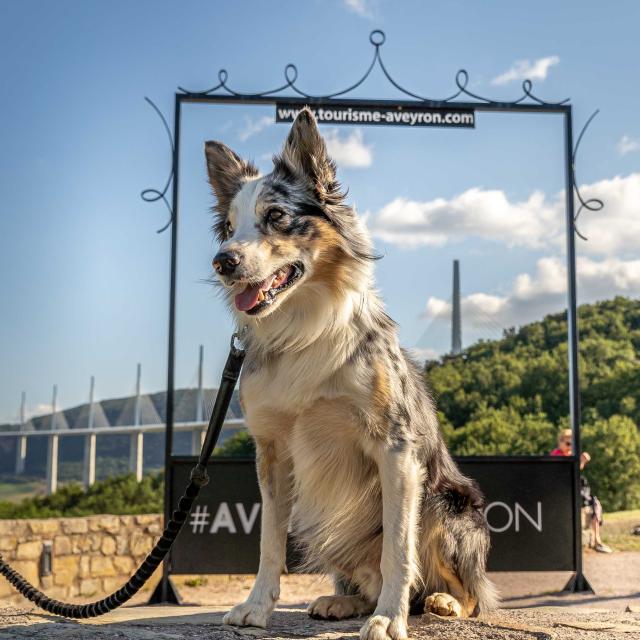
<box><xmin>205</xmin><ymin>108</ymin><xmax>373</xmax><ymax>324</ymax></box>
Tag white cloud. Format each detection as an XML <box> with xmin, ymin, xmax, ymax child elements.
<box><xmin>367</xmin><ymin>173</ymin><xmax>640</xmax><ymax>259</ymax></box>
<box><xmin>491</xmin><ymin>56</ymin><xmax>560</xmax><ymax>86</ymax></box>
<box><xmin>617</xmin><ymin>134</ymin><xmax>640</xmax><ymax>156</ymax></box>
<box><xmin>343</xmin><ymin>0</ymin><xmax>373</xmax><ymax>17</ymax></box>
<box><xmin>424</xmin><ymin>255</ymin><xmax>640</xmax><ymax>331</ymax></box>
<box><xmin>324</xmin><ymin>128</ymin><xmax>373</xmax><ymax>168</ymax></box>
<box><xmin>369</xmin><ymin>188</ymin><xmax>559</xmax><ymax>249</ymax></box>
<box><xmin>238</xmin><ymin>115</ymin><xmax>273</xmax><ymax>142</ymax></box>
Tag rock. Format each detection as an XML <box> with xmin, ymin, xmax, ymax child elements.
<box><xmin>61</xmin><ymin>518</ymin><xmax>88</xmax><ymax>534</ymax></box>
<box><xmin>71</xmin><ymin>534</ymin><xmax>92</xmax><ymax>553</ymax></box>
<box><xmin>0</xmin><ymin>536</ymin><xmax>17</xmax><ymax>552</ymax></box>
<box><xmin>135</xmin><ymin>514</ymin><xmax>160</xmax><ymax>526</ymax></box>
<box><xmin>15</xmin><ymin>541</ymin><xmax>42</xmax><ymax>561</ymax></box>
<box><xmin>113</xmin><ymin>555</ymin><xmax>134</xmax><ymax>574</ymax></box>
<box><xmin>102</xmin><ymin>576</ymin><xmax>126</xmax><ymax>593</ymax></box>
<box><xmin>101</xmin><ymin>536</ymin><xmax>117</xmax><ymax>555</ymax></box>
<box><xmin>8</xmin><ymin>560</ymin><xmax>39</xmax><ymax>585</ymax></box>
<box><xmin>53</xmin><ymin>555</ymin><xmax>80</xmax><ymax>587</ymax></box>
<box><xmin>79</xmin><ymin>578</ymin><xmax>100</xmax><ymax>597</ymax></box>
<box><xmin>0</xmin><ymin>520</ymin><xmax>16</xmax><ymax>536</ymax></box>
<box><xmin>90</xmin><ymin>556</ymin><xmax>116</xmax><ymax>577</ymax></box>
<box><xmin>53</xmin><ymin>535</ymin><xmax>72</xmax><ymax>556</ymax></box>
<box><xmin>79</xmin><ymin>555</ymin><xmax>91</xmax><ymax>578</ymax></box>
<box><xmin>130</xmin><ymin>532</ymin><xmax>152</xmax><ymax>556</ymax></box>
<box><xmin>89</xmin><ymin>515</ymin><xmax>120</xmax><ymax>534</ymax></box>
<box><xmin>115</xmin><ymin>535</ymin><xmax>129</xmax><ymax>555</ymax></box>
<box><xmin>90</xmin><ymin>534</ymin><xmax>102</xmax><ymax>551</ymax></box>
<box><xmin>28</xmin><ymin>519</ymin><xmax>60</xmax><ymax>536</ymax></box>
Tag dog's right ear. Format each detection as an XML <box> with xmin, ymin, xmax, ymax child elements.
<box><xmin>204</xmin><ymin>141</ymin><xmax>259</xmax><ymax>213</ymax></box>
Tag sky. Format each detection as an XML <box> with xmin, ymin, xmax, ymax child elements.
<box><xmin>0</xmin><ymin>0</ymin><xmax>639</xmax><ymax>424</ymax></box>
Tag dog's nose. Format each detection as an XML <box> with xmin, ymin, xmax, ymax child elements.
<box><xmin>213</xmin><ymin>250</ymin><xmax>242</xmax><ymax>276</ymax></box>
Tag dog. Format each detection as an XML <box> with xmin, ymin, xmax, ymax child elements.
<box><xmin>205</xmin><ymin>108</ymin><xmax>497</xmax><ymax>640</ymax></box>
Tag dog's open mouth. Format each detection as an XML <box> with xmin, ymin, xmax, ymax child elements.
<box><xmin>234</xmin><ymin>263</ymin><xmax>304</xmax><ymax>314</ymax></box>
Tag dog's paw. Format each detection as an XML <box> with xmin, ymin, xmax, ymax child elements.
<box><xmin>360</xmin><ymin>614</ymin><xmax>408</xmax><ymax>640</ymax></box>
<box><xmin>222</xmin><ymin>601</ymin><xmax>272</xmax><ymax>628</ymax></box>
<box><xmin>424</xmin><ymin>592</ymin><xmax>463</xmax><ymax>618</ymax></box>
<box><xmin>308</xmin><ymin>595</ymin><xmax>373</xmax><ymax>620</ymax></box>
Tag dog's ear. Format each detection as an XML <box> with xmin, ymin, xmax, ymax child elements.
<box><xmin>280</xmin><ymin>108</ymin><xmax>339</xmax><ymax>202</ymax></box>
<box><xmin>204</xmin><ymin>141</ymin><xmax>259</xmax><ymax>213</ymax></box>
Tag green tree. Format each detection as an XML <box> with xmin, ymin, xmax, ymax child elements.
<box><xmin>215</xmin><ymin>430</ymin><xmax>256</xmax><ymax>457</ymax></box>
<box><xmin>581</xmin><ymin>415</ymin><xmax>640</xmax><ymax>512</ymax></box>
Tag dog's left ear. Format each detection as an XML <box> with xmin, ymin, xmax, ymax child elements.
<box><xmin>280</xmin><ymin>108</ymin><xmax>339</xmax><ymax>202</ymax></box>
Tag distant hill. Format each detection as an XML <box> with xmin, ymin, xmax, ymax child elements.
<box><xmin>426</xmin><ymin>296</ymin><xmax>640</xmax><ymax>511</ymax></box>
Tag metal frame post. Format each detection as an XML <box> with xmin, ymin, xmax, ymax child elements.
<box><xmin>562</xmin><ymin>108</ymin><xmax>592</xmax><ymax>593</ymax></box>
<box><xmin>149</xmin><ymin>94</ymin><xmax>182</xmax><ymax>606</ymax></box>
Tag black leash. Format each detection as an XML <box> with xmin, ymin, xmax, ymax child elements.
<box><xmin>0</xmin><ymin>332</ymin><xmax>245</xmax><ymax>619</ymax></box>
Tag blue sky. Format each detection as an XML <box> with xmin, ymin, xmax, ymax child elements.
<box><xmin>1</xmin><ymin>0</ymin><xmax>639</xmax><ymax>423</ymax></box>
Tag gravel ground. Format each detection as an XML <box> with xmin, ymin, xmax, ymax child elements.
<box><xmin>1</xmin><ymin>604</ymin><xmax>640</xmax><ymax>640</ymax></box>
<box><xmin>1</xmin><ymin>552</ymin><xmax>639</xmax><ymax>639</ymax></box>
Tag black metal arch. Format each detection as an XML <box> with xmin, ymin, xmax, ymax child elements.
<box><xmin>141</xmin><ymin>29</ymin><xmax>602</xmax><ymax>602</ymax></box>
<box><xmin>175</xmin><ymin>28</ymin><xmax>570</xmax><ymax>107</ymax></box>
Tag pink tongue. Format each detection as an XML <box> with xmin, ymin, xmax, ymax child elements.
<box><xmin>234</xmin><ymin>275</ymin><xmax>276</xmax><ymax>312</ymax></box>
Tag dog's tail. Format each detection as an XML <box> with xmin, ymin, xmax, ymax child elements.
<box><xmin>420</xmin><ymin>480</ymin><xmax>499</xmax><ymax>616</ymax></box>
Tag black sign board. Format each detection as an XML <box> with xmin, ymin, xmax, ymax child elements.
<box><xmin>275</xmin><ymin>102</ymin><xmax>475</xmax><ymax>129</ymax></box>
<box><xmin>169</xmin><ymin>456</ymin><xmax>576</xmax><ymax>574</ymax></box>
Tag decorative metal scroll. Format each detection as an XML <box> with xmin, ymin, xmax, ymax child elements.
<box><xmin>141</xmin><ymin>30</ymin><xmax>602</xmax><ymax>236</ymax></box>
<box><xmin>177</xmin><ymin>30</ymin><xmax>569</xmax><ymax>107</ymax></box>
<box><xmin>140</xmin><ymin>97</ymin><xmax>175</xmax><ymax>234</ymax></box>
<box><xmin>572</xmin><ymin>110</ymin><xmax>604</xmax><ymax>241</ymax></box>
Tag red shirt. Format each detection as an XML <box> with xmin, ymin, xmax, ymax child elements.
<box><xmin>550</xmin><ymin>448</ymin><xmax>569</xmax><ymax>457</ymax></box>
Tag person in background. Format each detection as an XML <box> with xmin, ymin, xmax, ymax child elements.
<box><xmin>551</xmin><ymin>428</ymin><xmax>613</xmax><ymax>553</ymax></box>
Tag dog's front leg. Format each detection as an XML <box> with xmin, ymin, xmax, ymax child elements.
<box><xmin>223</xmin><ymin>439</ymin><xmax>291</xmax><ymax>628</ymax></box>
<box><xmin>360</xmin><ymin>447</ymin><xmax>420</xmax><ymax>640</ymax></box>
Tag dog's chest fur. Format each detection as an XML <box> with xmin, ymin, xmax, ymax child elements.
<box><xmin>239</xmin><ymin>332</ymin><xmax>414</xmax><ymax>574</ymax></box>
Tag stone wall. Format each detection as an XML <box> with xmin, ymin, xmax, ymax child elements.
<box><xmin>0</xmin><ymin>514</ymin><xmax>162</xmax><ymax>605</ymax></box>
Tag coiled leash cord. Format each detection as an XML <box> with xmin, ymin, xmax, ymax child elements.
<box><xmin>0</xmin><ymin>333</ymin><xmax>245</xmax><ymax>619</ymax></box>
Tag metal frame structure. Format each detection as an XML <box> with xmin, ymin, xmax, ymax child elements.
<box><xmin>142</xmin><ymin>30</ymin><xmax>601</xmax><ymax>602</ymax></box>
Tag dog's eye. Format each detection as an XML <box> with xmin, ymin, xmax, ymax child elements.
<box><xmin>265</xmin><ymin>208</ymin><xmax>285</xmax><ymax>225</ymax></box>
<box><xmin>225</xmin><ymin>220</ymin><xmax>234</xmax><ymax>237</ymax></box>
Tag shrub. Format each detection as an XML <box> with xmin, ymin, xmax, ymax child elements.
<box><xmin>0</xmin><ymin>472</ymin><xmax>163</xmax><ymax>519</ymax></box>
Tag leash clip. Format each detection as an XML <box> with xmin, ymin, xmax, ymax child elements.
<box><xmin>230</xmin><ymin>326</ymin><xmax>248</xmax><ymax>356</ymax></box>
